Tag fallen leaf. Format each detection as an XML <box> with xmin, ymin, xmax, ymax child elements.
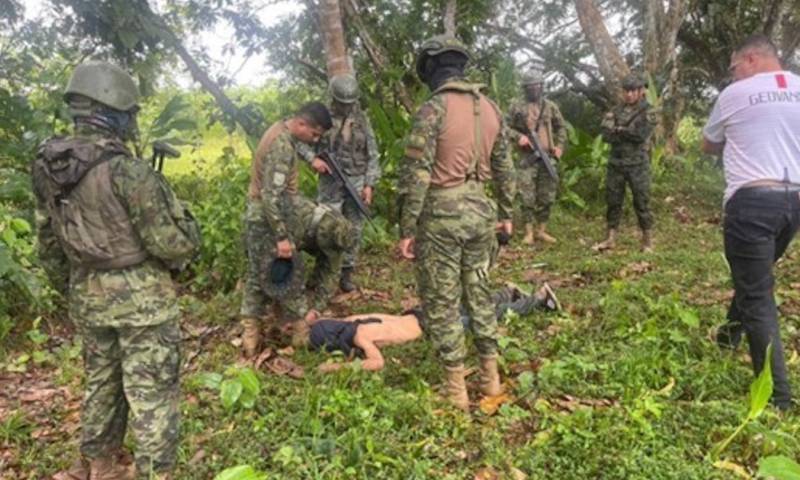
<box><xmin>713</xmin><ymin>460</ymin><xmax>752</xmax><ymax>479</ymax></box>
<box><xmin>479</xmin><ymin>393</ymin><xmax>511</xmax><ymax>416</ymax></box>
<box><xmin>509</xmin><ymin>467</ymin><xmax>528</xmax><ymax>480</ymax></box>
<box><xmin>473</xmin><ymin>467</ymin><xmax>499</xmax><ymax>480</ymax></box>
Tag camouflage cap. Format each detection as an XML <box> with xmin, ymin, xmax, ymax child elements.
<box><xmin>260</xmin><ymin>254</ymin><xmax>305</xmax><ymax>299</ymax></box>
<box><xmin>521</xmin><ymin>70</ymin><xmax>544</xmax><ymax>85</ymax></box>
<box><xmin>65</xmin><ymin>61</ymin><xmax>140</xmax><ymax>111</ymax></box>
<box><xmin>329</xmin><ymin>74</ymin><xmax>360</xmax><ymax>104</ymax></box>
<box><xmin>621</xmin><ymin>73</ymin><xmax>646</xmax><ymax>90</ymax></box>
<box><xmin>415</xmin><ymin>35</ymin><xmax>470</xmax><ymax>80</ymax></box>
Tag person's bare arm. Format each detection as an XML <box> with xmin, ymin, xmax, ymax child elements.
<box><xmin>355</xmin><ymin>337</ymin><xmax>385</xmax><ymax>371</ymax></box>
<box><xmin>702</xmin><ymin>137</ymin><xmax>724</xmax><ymax>155</ymax></box>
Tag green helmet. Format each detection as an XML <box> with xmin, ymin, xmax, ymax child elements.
<box><xmin>329</xmin><ymin>74</ymin><xmax>359</xmax><ymax>104</ymax></box>
<box><xmin>415</xmin><ymin>35</ymin><xmax>470</xmax><ymax>80</ymax></box>
<box><xmin>521</xmin><ymin>70</ymin><xmax>544</xmax><ymax>85</ymax></box>
<box><xmin>621</xmin><ymin>73</ymin><xmax>646</xmax><ymax>90</ymax></box>
<box><xmin>64</xmin><ymin>61</ymin><xmax>140</xmax><ymax>111</ymax></box>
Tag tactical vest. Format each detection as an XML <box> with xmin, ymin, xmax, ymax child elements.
<box><xmin>429</xmin><ymin>82</ymin><xmax>502</xmax><ymax>188</ymax></box>
<box><xmin>249</xmin><ymin>121</ymin><xmax>299</xmax><ymax>200</ymax></box>
<box><xmin>331</xmin><ymin>110</ymin><xmax>370</xmax><ymax>177</ymax></box>
<box><xmin>33</xmin><ymin>136</ymin><xmax>148</xmax><ymax>270</ymax></box>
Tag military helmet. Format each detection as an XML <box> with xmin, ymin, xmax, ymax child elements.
<box><xmin>415</xmin><ymin>35</ymin><xmax>470</xmax><ymax>80</ymax></box>
<box><xmin>521</xmin><ymin>70</ymin><xmax>544</xmax><ymax>86</ymax></box>
<box><xmin>64</xmin><ymin>61</ymin><xmax>140</xmax><ymax>112</ymax></box>
<box><xmin>329</xmin><ymin>74</ymin><xmax>359</xmax><ymax>104</ymax></box>
<box><xmin>621</xmin><ymin>73</ymin><xmax>646</xmax><ymax>90</ymax></box>
<box><xmin>260</xmin><ymin>254</ymin><xmax>305</xmax><ymax>299</ymax></box>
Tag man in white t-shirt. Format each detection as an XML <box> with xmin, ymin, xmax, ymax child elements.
<box><xmin>702</xmin><ymin>34</ymin><xmax>800</xmax><ymax>411</ymax></box>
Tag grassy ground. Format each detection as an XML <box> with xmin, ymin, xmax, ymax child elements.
<box><xmin>2</xmin><ymin>163</ymin><xmax>799</xmax><ymax>479</ymax></box>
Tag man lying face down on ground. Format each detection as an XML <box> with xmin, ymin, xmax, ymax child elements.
<box><xmin>309</xmin><ymin>283</ymin><xmax>560</xmax><ymax>372</ymax></box>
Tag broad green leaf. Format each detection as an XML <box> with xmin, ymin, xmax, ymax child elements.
<box><xmin>194</xmin><ymin>372</ymin><xmax>223</xmax><ymax>390</ymax></box>
<box><xmin>748</xmin><ymin>343</ymin><xmax>773</xmax><ymax>420</ymax></box>
<box><xmin>758</xmin><ymin>455</ymin><xmax>800</xmax><ymax>480</ymax></box>
<box><xmin>678</xmin><ymin>308</ymin><xmax>699</xmax><ymax>328</ymax></box>
<box><xmin>220</xmin><ymin>379</ymin><xmax>243</xmax><ymax>410</ymax></box>
<box><xmin>213</xmin><ymin>465</ymin><xmax>262</xmax><ymax>480</ymax></box>
<box><xmin>517</xmin><ymin>371</ymin><xmax>535</xmax><ymax>392</ymax></box>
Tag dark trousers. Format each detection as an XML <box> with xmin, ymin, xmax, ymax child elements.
<box><xmin>722</xmin><ymin>185</ymin><xmax>800</xmax><ymax>408</ymax></box>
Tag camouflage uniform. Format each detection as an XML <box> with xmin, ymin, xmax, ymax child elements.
<box><xmin>240</xmin><ymin>121</ymin><xmax>354</xmax><ymax>321</ymax></box>
<box><xmin>507</xmin><ymin>98</ymin><xmax>567</xmax><ymax>225</ymax></box>
<box><xmin>600</xmin><ymin>98</ymin><xmax>656</xmax><ymax>230</ymax></box>
<box><xmin>399</xmin><ymin>80</ymin><xmax>515</xmax><ymax>367</ymax></box>
<box><xmin>33</xmin><ymin>121</ymin><xmax>199</xmax><ymax>476</ymax></box>
<box><xmin>316</xmin><ymin>106</ymin><xmax>380</xmax><ymax>270</ymax></box>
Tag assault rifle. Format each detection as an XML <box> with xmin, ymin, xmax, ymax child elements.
<box><xmin>526</xmin><ymin>128</ymin><xmax>559</xmax><ymax>182</ymax></box>
<box><xmin>317</xmin><ymin>150</ymin><xmax>374</xmax><ymax>226</ymax></box>
<box><xmin>151</xmin><ymin>141</ymin><xmax>181</xmax><ymax>172</ymax></box>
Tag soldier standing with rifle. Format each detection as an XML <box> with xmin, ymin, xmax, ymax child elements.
<box><xmin>507</xmin><ymin>70</ymin><xmax>567</xmax><ymax>245</ymax></box>
<box><xmin>36</xmin><ymin>61</ymin><xmax>201</xmax><ymax>480</ymax></box>
<box><xmin>593</xmin><ymin>73</ymin><xmax>656</xmax><ymax>252</ymax></box>
<box><xmin>397</xmin><ymin>35</ymin><xmax>515</xmax><ymax>411</ymax></box>
<box><xmin>307</xmin><ymin>74</ymin><xmax>381</xmax><ymax>292</ymax></box>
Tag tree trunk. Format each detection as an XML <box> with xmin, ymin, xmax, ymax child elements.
<box><xmin>318</xmin><ymin>0</ymin><xmax>352</xmax><ymax>77</ymax></box>
<box><xmin>443</xmin><ymin>0</ymin><xmax>457</xmax><ymax>36</ymax></box>
<box><xmin>573</xmin><ymin>0</ymin><xmax>630</xmax><ymax>90</ymax></box>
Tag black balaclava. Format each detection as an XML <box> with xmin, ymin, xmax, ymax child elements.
<box><xmin>421</xmin><ymin>51</ymin><xmax>468</xmax><ymax>91</ymax></box>
<box><xmin>524</xmin><ymin>84</ymin><xmax>543</xmax><ymax>102</ymax></box>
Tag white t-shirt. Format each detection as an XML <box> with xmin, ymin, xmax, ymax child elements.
<box><xmin>703</xmin><ymin>70</ymin><xmax>800</xmax><ymax>204</ymax></box>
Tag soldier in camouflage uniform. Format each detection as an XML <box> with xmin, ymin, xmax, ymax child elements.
<box><xmin>507</xmin><ymin>70</ymin><xmax>567</xmax><ymax>245</ymax></box>
<box><xmin>34</xmin><ymin>61</ymin><xmax>201</xmax><ymax>480</ymax></box>
<box><xmin>397</xmin><ymin>35</ymin><xmax>516</xmax><ymax>411</ymax></box>
<box><xmin>306</xmin><ymin>74</ymin><xmax>381</xmax><ymax>292</ymax></box>
<box><xmin>239</xmin><ymin>102</ymin><xmax>356</xmax><ymax>356</ymax></box>
<box><xmin>593</xmin><ymin>73</ymin><xmax>656</xmax><ymax>252</ymax></box>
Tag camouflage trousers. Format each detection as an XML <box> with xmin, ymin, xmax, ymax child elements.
<box><xmin>240</xmin><ymin>205</ymin><xmax>352</xmax><ymax>320</ymax></box>
<box><xmin>606</xmin><ymin>162</ymin><xmax>653</xmax><ymax>230</ymax></box>
<box><xmin>318</xmin><ymin>173</ymin><xmax>366</xmax><ymax>269</ymax></box>
<box><xmin>415</xmin><ymin>184</ymin><xmax>498</xmax><ymax>367</ymax></box>
<box><xmin>78</xmin><ymin>320</ymin><xmax>181</xmax><ymax>477</ymax></box>
<box><xmin>518</xmin><ymin>160</ymin><xmax>557</xmax><ymax>224</ymax></box>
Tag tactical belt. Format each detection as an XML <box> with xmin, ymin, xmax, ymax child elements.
<box><xmin>81</xmin><ymin>251</ymin><xmax>149</xmax><ymax>271</ymax></box>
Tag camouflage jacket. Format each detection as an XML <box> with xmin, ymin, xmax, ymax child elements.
<box><xmin>32</xmin><ymin>128</ymin><xmax>199</xmax><ymax>328</ymax></box>
<box><xmin>246</xmin><ymin>121</ymin><xmax>315</xmax><ymax>241</ymax></box>
<box><xmin>398</xmin><ymin>80</ymin><xmax>516</xmax><ymax>238</ymax></box>
<box><xmin>601</xmin><ymin>99</ymin><xmax>655</xmax><ymax>166</ymax></box>
<box><xmin>321</xmin><ymin>107</ymin><xmax>381</xmax><ymax>186</ymax></box>
<box><xmin>506</xmin><ymin>97</ymin><xmax>567</xmax><ymax>162</ymax></box>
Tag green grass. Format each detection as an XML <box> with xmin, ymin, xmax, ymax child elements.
<box><xmin>3</xmin><ymin>160</ymin><xmax>799</xmax><ymax>479</ymax></box>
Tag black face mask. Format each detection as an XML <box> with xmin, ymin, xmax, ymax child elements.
<box><xmin>82</xmin><ymin>108</ymin><xmax>137</xmax><ymax>141</ymax></box>
<box><xmin>332</xmin><ymin>101</ymin><xmax>354</xmax><ymax>117</ymax></box>
<box><xmin>524</xmin><ymin>85</ymin><xmax>543</xmax><ymax>102</ymax></box>
<box><xmin>421</xmin><ymin>51</ymin><xmax>468</xmax><ymax>91</ymax></box>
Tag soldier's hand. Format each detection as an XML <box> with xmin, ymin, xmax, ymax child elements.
<box><xmin>496</xmin><ymin>221</ymin><xmax>513</xmax><ymax>237</ymax></box>
<box><xmin>361</xmin><ymin>186</ymin><xmax>373</xmax><ymax>205</ymax></box>
<box><xmin>552</xmin><ymin>146</ymin><xmax>563</xmax><ymax>159</ymax></box>
<box><xmin>518</xmin><ymin>135</ymin><xmax>532</xmax><ymax>150</ymax></box>
<box><xmin>276</xmin><ymin>239</ymin><xmax>294</xmax><ymax>258</ymax></box>
<box><xmin>398</xmin><ymin>237</ymin><xmax>416</xmax><ymax>260</ymax></box>
<box><xmin>311</xmin><ymin>157</ymin><xmax>331</xmax><ymax>174</ymax></box>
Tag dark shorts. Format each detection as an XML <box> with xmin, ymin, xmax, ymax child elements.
<box><xmin>309</xmin><ymin>318</ymin><xmax>381</xmax><ymax>357</ymax></box>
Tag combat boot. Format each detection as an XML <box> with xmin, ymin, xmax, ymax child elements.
<box><xmin>591</xmin><ymin>228</ymin><xmax>617</xmax><ymax>252</ymax></box>
<box><xmin>641</xmin><ymin>229</ymin><xmax>654</xmax><ymax>253</ymax></box>
<box><xmin>240</xmin><ymin>316</ymin><xmax>262</xmax><ymax>358</ymax></box>
<box><xmin>522</xmin><ymin>224</ymin><xmax>535</xmax><ymax>245</ymax></box>
<box><xmin>339</xmin><ymin>267</ymin><xmax>356</xmax><ymax>292</ymax></box>
<box><xmin>291</xmin><ymin>319</ymin><xmax>310</xmax><ymax>348</ymax></box>
<box><xmin>89</xmin><ymin>456</ymin><xmax>134</xmax><ymax>480</ymax></box>
<box><xmin>444</xmin><ymin>365</ymin><xmax>470</xmax><ymax>411</ymax></box>
<box><xmin>479</xmin><ymin>355</ymin><xmax>503</xmax><ymax>397</ymax></box>
<box><xmin>535</xmin><ymin>223</ymin><xmax>557</xmax><ymax>243</ymax></box>
<box><xmin>54</xmin><ymin>451</ymin><xmax>133</xmax><ymax>480</ymax></box>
